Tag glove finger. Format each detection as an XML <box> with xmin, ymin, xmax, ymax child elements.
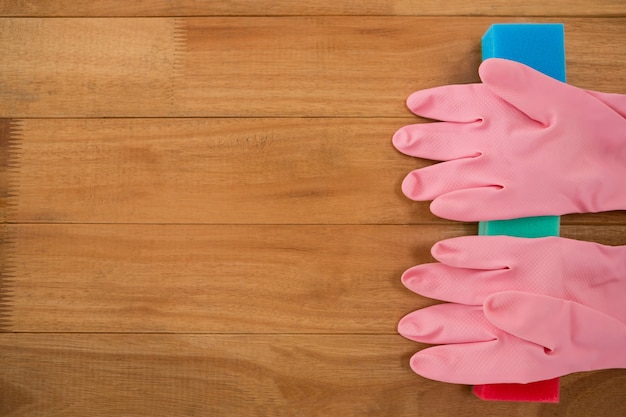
<box><xmin>409</xmin><ymin>337</ymin><xmax>551</xmax><ymax>384</ymax></box>
<box><xmin>401</xmin><ymin>263</ymin><xmax>512</xmax><ymax>305</ymax></box>
<box><xmin>485</xmin><ymin>291</ymin><xmax>565</xmax><ymax>351</ymax></box>
<box><xmin>398</xmin><ymin>303</ymin><xmax>497</xmax><ymax>344</ymax></box>
<box><xmin>401</xmin><ymin>157</ymin><xmax>488</xmax><ymax>201</ymax></box>
<box><xmin>429</xmin><ymin>185</ymin><xmax>512</xmax><ymax>221</ymax></box>
<box><xmin>479</xmin><ymin>58</ymin><xmax>584</xmax><ymax>125</ymax></box>
<box><xmin>431</xmin><ymin>235</ymin><xmax>517</xmax><ymax>269</ymax></box>
<box><xmin>392</xmin><ymin>121</ymin><xmax>484</xmax><ymax>161</ymax></box>
<box><xmin>406</xmin><ymin>83</ymin><xmax>497</xmax><ymax>122</ymax></box>
<box><xmin>410</xmin><ymin>342</ymin><xmax>497</xmax><ymax>384</ymax></box>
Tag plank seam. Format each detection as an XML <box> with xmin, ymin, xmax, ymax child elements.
<box><xmin>0</xmin><ymin>14</ymin><xmax>625</xmax><ymax>18</ymax></box>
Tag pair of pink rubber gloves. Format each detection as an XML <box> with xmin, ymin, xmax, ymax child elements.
<box><xmin>394</xmin><ymin>58</ymin><xmax>626</xmax><ymax>384</ymax></box>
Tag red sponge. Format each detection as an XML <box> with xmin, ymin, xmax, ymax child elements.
<box><xmin>473</xmin><ymin>378</ymin><xmax>560</xmax><ymax>402</ymax></box>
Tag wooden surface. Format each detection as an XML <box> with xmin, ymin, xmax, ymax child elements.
<box><xmin>1</xmin><ymin>2</ymin><xmax>625</xmax><ymax>416</ymax></box>
<box><xmin>2</xmin><ymin>0</ymin><xmax>626</xmax><ymax>16</ymax></box>
<box><xmin>2</xmin><ymin>17</ymin><xmax>626</xmax><ymax>117</ymax></box>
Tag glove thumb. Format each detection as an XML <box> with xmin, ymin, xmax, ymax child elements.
<box><xmin>484</xmin><ymin>291</ymin><xmax>626</xmax><ymax>367</ymax></box>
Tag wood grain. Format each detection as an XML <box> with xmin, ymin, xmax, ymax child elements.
<box><xmin>1</xmin><ymin>223</ymin><xmax>470</xmax><ymax>332</ymax></box>
<box><xmin>4</xmin><ymin>118</ymin><xmax>626</xmax><ymax>225</ymax></box>
<box><xmin>0</xmin><ymin>18</ymin><xmax>185</xmax><ymax>117</ymax></box>
<box><xmin>5</xmin><ymin>117</ymin><xmax>429</xmax><ymax>224</ymax></box>
<box><xmin>1</xmin><ymin>0</ymin><xmax>625</xmax><ymax>17</ymax></box>
<box><xmin>0</xmin><ymin>119</ymin><xmax>21</xmax><ymax>223</ymax></box>
<box><xmin>1</xmin><ymin>334</ymin><xmax>624</xmax><ymax>417</ymax></box>
<box><xmin>1</xmin><ymin>8</ymin><xmax>625</xmax><ymax>417</ymax></box>
<box><xmin>1</xmin><ymin>223</ymin><xmax>623</xmax><ymax>333</ymax></box>
<box><xmin>1</xmin><ymin>18</ymin><xmax>625</xmax><ymax>117</ymax></box>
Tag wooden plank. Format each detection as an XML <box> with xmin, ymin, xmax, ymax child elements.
<box><xmin>1</xmin><ymin>18</ymin><xmax>625</xmax><ymax>118</ymax></box>
<box><xmin>0</xmin><ymin>223</ymin><xmax>470</xmax><ymax>332</ymax></box>
<box><xmin>1</xmin><ymin>333</ymin><xmax>623</xmax><ymax>416</ymax></box>
<box><xmin>4</xmin><ymin>118</ymin><xmax>625</xmax><ymax>225</ymax></box>
<box><xmin>0</xmin><ymin>18</ymin><xmax>185</xmax><ymax>118</ymax></box>
<box><xmin>3</xmin><ymin>117</ymin><xmax>431</xmax><ymax>224</ymax></box>
<box><xmin>1</xmin><ymin>0</ymin><xmax>625</xmax><ymax>17</ymax></box>
<box><xmin>1</xmin><ymin>223</ymin><xmax>623</xmax><ymax>333</ymax></box>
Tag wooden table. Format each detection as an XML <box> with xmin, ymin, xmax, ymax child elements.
<box><xmin>1</xmin><ymin>2</ymin><xmax>625</xmax><ymax>416</ymax></box>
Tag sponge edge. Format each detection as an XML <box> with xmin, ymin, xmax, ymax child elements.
<box><xmin>473</xmin><ymin>378</ymin><xmax>560</xmax><ymax>403</ymax></box>
<box><xmin>474</xmin><ymin>23</ymin><xmax>565</xmax><ymax>403</ymax></box>
<box><xmin>478</xmin><ymin>216</ymin><xmax>560</xmax><ymax>238</ymax></box>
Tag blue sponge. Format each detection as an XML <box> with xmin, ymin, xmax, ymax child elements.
<box><xmin>478</xmin><ymin>23</ymin><xmax>564</xmax><ymax>238</ymax></box>
<box><xmin>482</xmin><ymin>23</ymin><xmax>566</xmax><ymax>82</ymax></box>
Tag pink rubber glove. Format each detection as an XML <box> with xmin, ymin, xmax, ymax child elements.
<box><xmin>392</xmin><ymin>58</ymin><xmax>626</xmax><ymax>221</ymax></box>
<box><xmin>398</xmin><ymin>235</ymin><xmax>626</xmax><ymax>384</ymax></box>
